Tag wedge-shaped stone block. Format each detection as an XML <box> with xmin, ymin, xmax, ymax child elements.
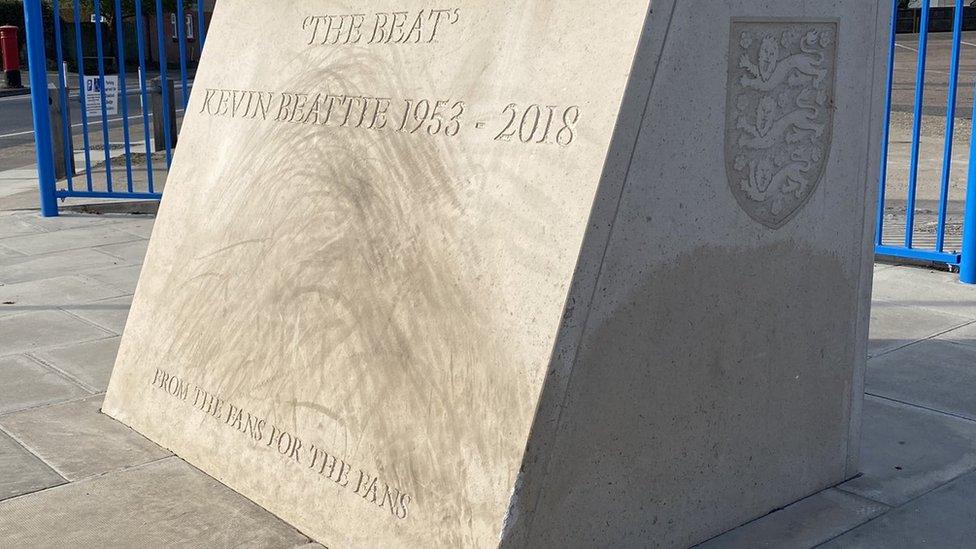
<box><xmin>104</xmin><ymin>1</ymin><xmax>890</xmax><ymax>547</ymax></box>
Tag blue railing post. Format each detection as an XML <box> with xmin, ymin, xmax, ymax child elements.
<box><xmin>22</xmin><ymin>0</ymin><xmax>58</xmax><ymax>217</ymax></box>
<box><xmin>877</xmin><ymin>0</ymin><xmax>899</xmax><ymax>247</ymax></box>
<box><xmin>959</xmin><ymin>80</ymin><xmax>976</xmax><ymax>284</ymax></box>
<box><xmin>936</xmin><ymin>0</ymin><xmax>965</xmax><ymax>253</ymax></box>
<box><xmin>905</xmin><ymin>0</ymin><xmax>931</xmax><ymax>249</ymax></box>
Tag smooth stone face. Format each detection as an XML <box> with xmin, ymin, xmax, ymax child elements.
<box><xmin>105</xmin><ymin>1</ymin><xmax>650</xmax><ymax>546</ymax></box>
<box><xmin>103</xmin><ymin>0</ymin><xmax>889</xmax><ymax>547</ymax></box>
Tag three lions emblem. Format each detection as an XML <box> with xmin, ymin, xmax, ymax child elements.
<box><xmin>725</xmin><ymin>20</ymin><xmax>838</xmax><ymax>229</ymax></box>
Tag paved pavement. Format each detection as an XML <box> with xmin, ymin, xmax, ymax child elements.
<box><xmin>0</xmin><ymin>204</ymin><xmax>975</xmax><ymax>547</ymax></box>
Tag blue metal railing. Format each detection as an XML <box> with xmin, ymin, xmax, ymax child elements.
<box><xmin>19</xmin><ymin>0</ymin><xmax>976</xmax><ymax>286</ymax></box>
<box><xmin>21</xmin><ymin>0</ymin><xmax>207</xmax><ymax>216</ymax></box>
<box><xmin>877</xmin><ymin>0</ymin><xmax>976</xmax><ymax>283</ymax></box>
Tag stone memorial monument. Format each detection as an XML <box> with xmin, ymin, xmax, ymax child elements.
<box><xmin>103</xmin><ymin>1</ymin><xmax>891</xmax><ymax>547</ymax></box>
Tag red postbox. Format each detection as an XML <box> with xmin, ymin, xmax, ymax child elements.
<box><xmin>0</xmin><ymin>25</ymin><xmax>22</xmax><ymax>89</ymax></box>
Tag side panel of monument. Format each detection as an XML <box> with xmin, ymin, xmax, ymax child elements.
<box><xmin>102</xmin><ymin>1</ymin><xmax>653</xmax><ymax>547</ymax></box>
<box><xmin>507</xmin><ymin>1</ymin><xmax>890</xmax><ymax>547</ymax></box>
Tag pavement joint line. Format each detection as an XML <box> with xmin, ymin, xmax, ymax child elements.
<box><xmin>23</xmin><ymin>350</ymin><xmax>103</xmax><ymax>396</ymax></box>
<box><xmin>57</xmin><ymin>304</ymin><xmax>129</xmax><ymax>336</ymax></box>
<box><xmin>67</xmin><ymin>272</ymin><xmax>139</xmax><ymax>302</ymax></box>
<box><xmin>867</xmin><ymin>317</ymin><xmax>976</xmax><ymax>360</ymax></box>
<box><xmin>19</xmin><ymin>352</ymin><xmax>96</xmax><ymax>396</ymax></box>
<box><xmin>0</xmin><ymin>234</ymin><xmax>148</xmax><ymax>255</ymax></box>
<box><xmin>90</xmin><ymin>240</ymin><xmax>149</xmax><ymax>263</ymax></box>
<box><xmin>0</xmin><ymin>307</ymin><xmax>75</xmax><ymax>322</ymax></box>
<box><xmin>0</xmin><ymin>391</ymin><xmax>99</xmax><ymax>420</ymax></box>
<box><xmin>694</xmin><ymin>475</ymin><xmax>892</xmax><ymax>548</ymax></box>
<box><xmin>0</xmin><ymin>242</ymin><xmax>26</xmax><ymax>257</ymax></box>
<box><xmin>61</xmin><ymin>453</ymin><xmax>175</xmax><ymax>486</ymax></box>
<box><xmin>0</xmin><ymin>422</ymin><xmax>70</xmax><ymax>484</ymax></box>
<box><xmin>0</xmin><ymin>454</ymin><xmax>177</xmax><ymax>507</ymax></box>
<box><xmin>806</xmin><ymin>490</ymin><xmax>893</xmax><ymax>549</ymax></box>
<box><xmin>863</xmin><ymin>391</ymin><xmax>976</xmax><ymax>424</ymax></box>
<box><xmin>6</xmin><ymin>332</ymin><xmax>120</xmax><ymax>358</ymax></box>
<box><xmin>826</xmin><ymin>469</ymin><xmax>976</xmax><ymax>547</ymax></box>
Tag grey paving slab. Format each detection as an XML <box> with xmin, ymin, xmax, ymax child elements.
<box><xmin>8</xmin><ymin>212</ymin><xmax>134</xmax><ymax>233</ymax></box>
<box><xmin>0</xmin><ymin>395</ymin><xmax>170</xmax><ymax>481</ymax></box>
<box><xmin>0</xmin><ymin>355</ymin><xmax>89</xmax><ymax>414</ymax></box>
<box><xmin>0</xmin><ymin>213</ymin><xmax>48</xmax><ymax>238</ymax></box>
<box><xmin>0</xmin><ymin>429</ymin><xmax>65</xmax><ymax>501</ymax></box>
<box><xmin>823</xmin><ymin>470</ymin><xmax>976</xmax><ymax>549</ymax></box>
<box><xmin>114</xmin><ymin>216</ymin><xmax>156</xmax><ymax>239</ymax></box>
<box><xmin>0</xmin><ymin>223</ymin><xmax>145</xmax><ymax>256</ymax></box>
<box><xmin>872</xmin><ymin>266</ymin><xmax>976</xmax><ymax>319</ymax></box>
<box><xmin>93</xmin><ymin>239</ymin><xmax>148</xmax><ymax>264</ymax></box>
<box><xmin>0</xmin><ymin>275</ymin><xmax>127</xmax><ymax>318</ymax></box>
<box><xmin>936</xmin><ymin>320</ymin><xmax>976</xmax><ymax>349</ymax></box>
<box><xmin>30</xmin><ymin>336</ymin><xmax>120</xmax><ymax>393</ymax></box>
<box><xmin>0</xmin><ymin>244</ymin><xmax>24</xmax><ymax>261</ymax></box>
<box><xmin>0</xmin><ymin>248</ymin><xmax>125</xmax><ymax>285</ymax></box>
<box><xmin>82</xmin><ymin>265</ymin><xmax>142</xmax><ymax>296</ymax></box>
<box><xmin>867</xmin><ymin>301</ymin><xmax>972</xmax><ymax>358</ymax></box>
<box><xmin>0</xmin><ymin>457</ymin><xmax>312</xmax><ymax>548</ymax></box>
<box><xmin>840</xmin><ymin>396</ymin><xmax>976</xmax><ymax>507</ymax></box>
<box><xmin>695</xmin><ymin>489</ymin><xmax>888</xmax><ymax>549</ymax></box>
<box><xmin>0</xmin><ymin>310</ymin><xmax>111</xmax><ymax>356</ymax></box>
<box><xmin>64</xmin><ymin>295</ymin><xmax>132</xmax><ymax>335</ymax></box>
<box><xmin>867</xmin><ymin>339</ymin><xmax>976</xmax><ymax>421</ymax></box>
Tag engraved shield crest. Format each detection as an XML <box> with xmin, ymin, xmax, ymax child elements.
<box><xmin>725</xmin><ymin>20</ymin><xmax>837</xmax><ymax>229</ymax></box>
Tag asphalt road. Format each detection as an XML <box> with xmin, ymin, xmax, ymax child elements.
<box><xmin>891</xmin><ymin>31</ymin><xmax>976</xmax><ymax>117</ymax></box>
<box><xmin>0</xmin><ymin>81</ymin><xmax>189</xmax><ymax>172</ymax></box>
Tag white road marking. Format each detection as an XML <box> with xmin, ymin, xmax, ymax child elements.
<box><xmin>0</xmin><ymin>109</ymin><xmax>185</xmax><ymax>140</ymax></box>
<box><xmin>896</xmin><ymin>43</ymin><xmax>919</xmax><ymax>53</ymax></box>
